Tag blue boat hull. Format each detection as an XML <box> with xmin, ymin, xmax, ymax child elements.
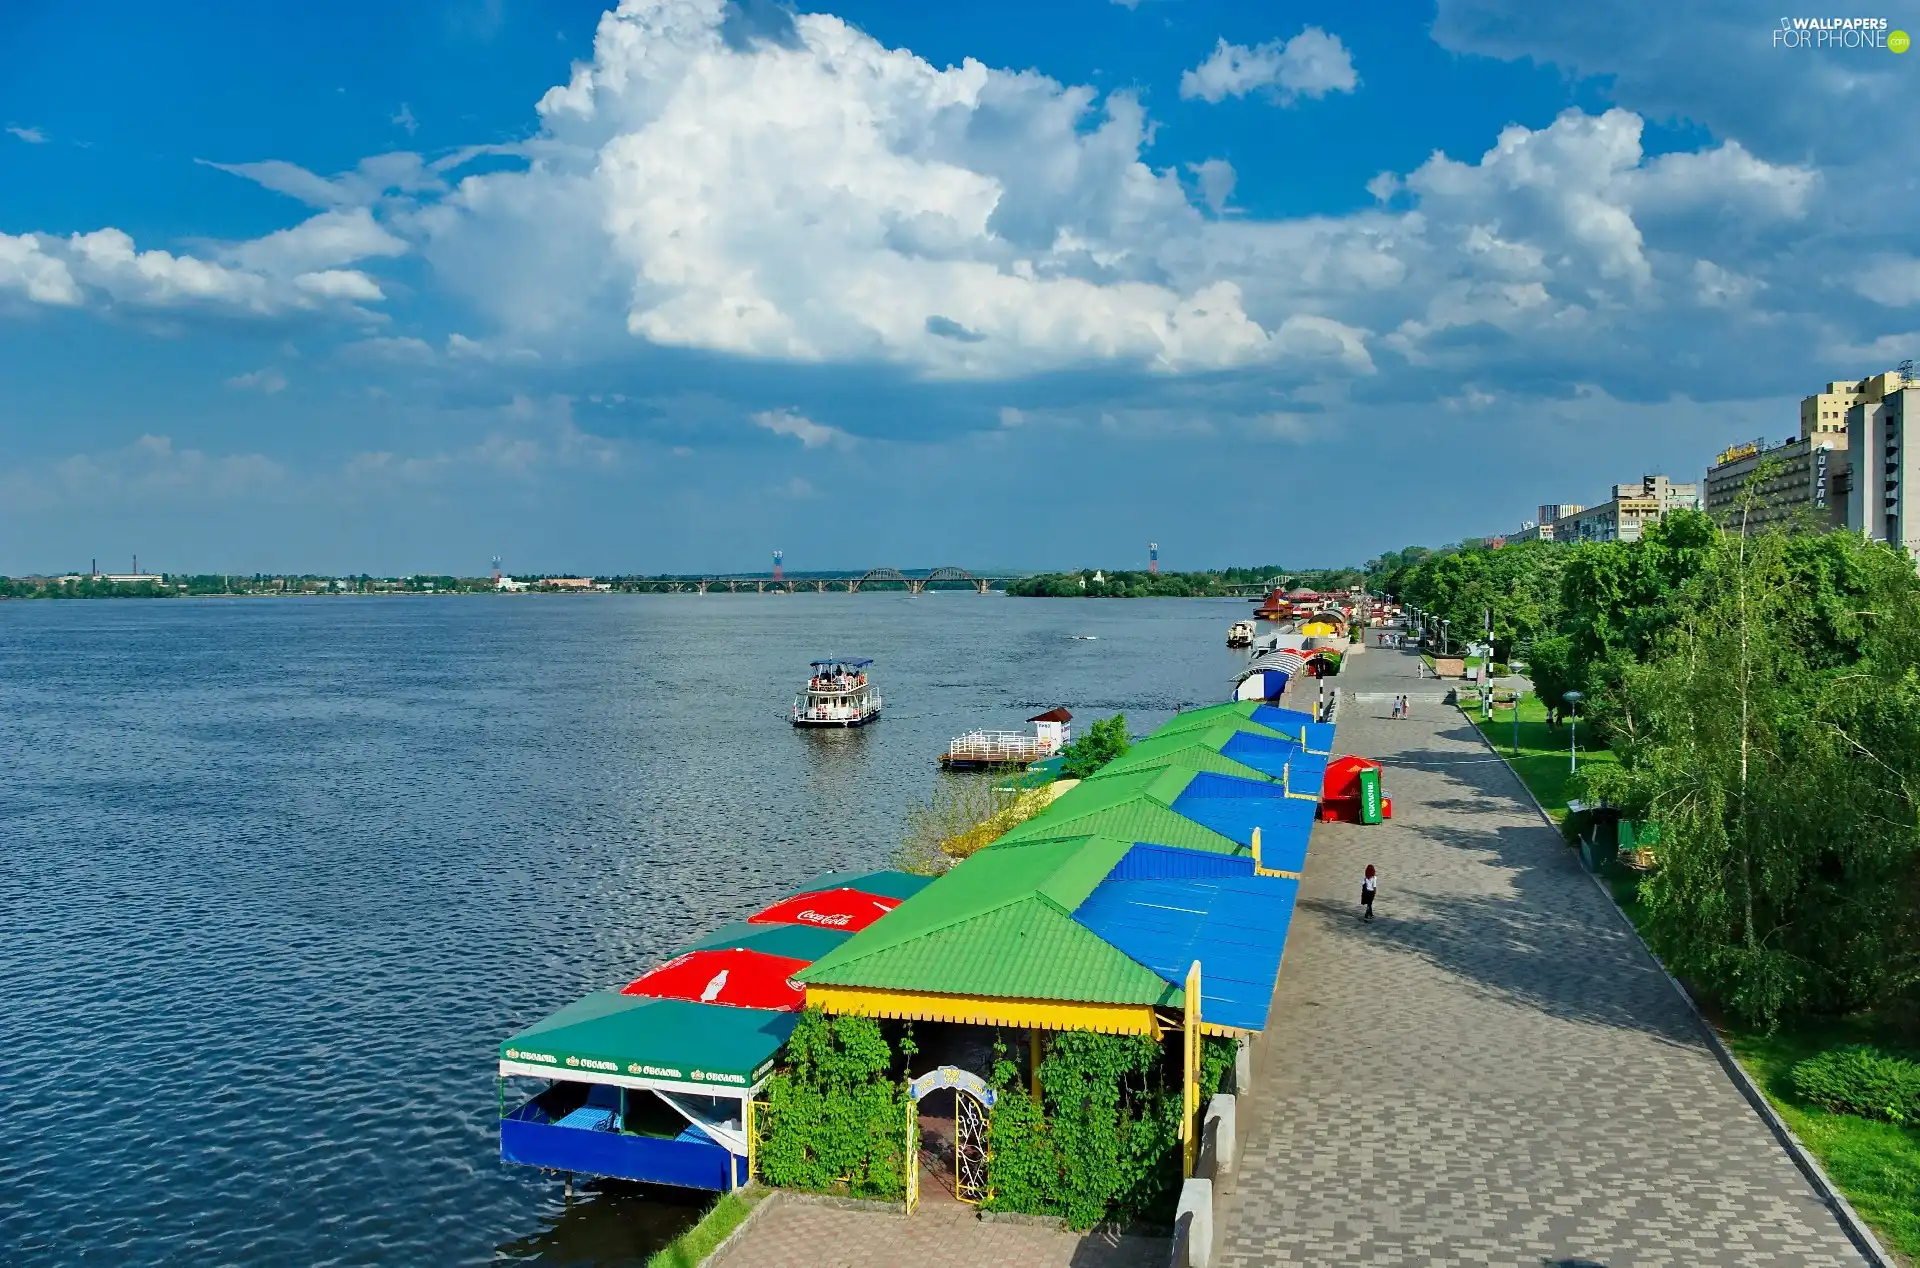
<box><xmin>501</xmin><ymin>1113</ymin><xmax>746</xmax><ymax>1191</ymax></box>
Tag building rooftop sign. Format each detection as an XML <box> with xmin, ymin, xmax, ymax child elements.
<box><xmin>1715</xmin><ymin>440</ymin><xmax>1762</xmax><ymax>467</ymax></box>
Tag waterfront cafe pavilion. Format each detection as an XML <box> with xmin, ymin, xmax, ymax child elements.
<box><xmin>496</xmin><ymin>870</ymin><xmax>931</xmax><ymax>1192</ymax></box>
<box><xmin>796</xmin><ymin>705</ymin><xmax>1330</xmax><ymax>1040</ymax></box>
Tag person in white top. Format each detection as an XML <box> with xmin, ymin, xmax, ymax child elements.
<box><xmin>1361</xmin><ymin>865</ymin><xmax>1378</xmax><ymax>922</ymax></box>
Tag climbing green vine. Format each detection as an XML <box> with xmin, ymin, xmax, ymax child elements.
<box><xmin>980</xmin><ymin>1029</ymin><xmax>1238</xmax><ymax>1229</ymax></box>
<box><xmin>755</xmin><ymin>1010</ymin><xmax>906</xmax><ymax>1200</ymax></box>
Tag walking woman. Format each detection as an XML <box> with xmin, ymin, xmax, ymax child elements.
<box><xmin>1361</xmin><ymin>865</ymin><xmax>1379</xmax><ymax>922</ymax></box>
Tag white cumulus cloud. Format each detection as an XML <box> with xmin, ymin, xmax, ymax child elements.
<box><xmin>1180</xmin><ymin>29</ymin><xmax>1358</xmax><ymax>105</ymax></box>
<box><xmin>422</xmin><ymin>0</ymin><xmax>1284</xmax><ymax>378</ymax></box>
<box><xmin>751</xmin><ymin>408</ymin><xmax>852</xmax><ymax>448</ymax></box>
<box><xmin>226</xmin><ymin>367</ymin><xmax>288</xmax><ymax>394</ymax></box>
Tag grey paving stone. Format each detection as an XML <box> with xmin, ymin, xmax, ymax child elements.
<box><xmin>1212</xmin><ymin>648</ymin><xmax>1867</xmax><ymax>1268</ymax></box>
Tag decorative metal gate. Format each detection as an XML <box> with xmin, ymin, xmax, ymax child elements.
<box><xmin>904</xmin><ymin>1098</ymin><xmax>919</xmax><ymax>1214</ymax></box>
<box><xmin>952</xmin><ymin>1088</ymin><xmax>990</xmax><ymax>1203</ymax></box>
<box><xmin>906</xmin><ymin>1065</ymin><xmax>998</xmax><ymax>1208</ymax></box>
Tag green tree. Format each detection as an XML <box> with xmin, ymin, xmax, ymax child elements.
<box><xmin>1585</xmin><ymin>522</ymin><xmax>1920</xmax><ymax>1025</ymax></box>
<box><xmin>1059</xmin><ymin>715</ymin><xmax>1130</xmax><ymax>778</ymax></box>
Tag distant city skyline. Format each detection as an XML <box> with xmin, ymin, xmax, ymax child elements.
<box><xmin>3</xmin><ymin>1</ymin><xmax>1916</xmax><ymax>573</ymax></box>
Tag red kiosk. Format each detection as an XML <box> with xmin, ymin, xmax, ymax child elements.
<box><xmin>1319</xmin><ymin>755</ymin><xmax>1391</xmax><ymax>823</ymax></box>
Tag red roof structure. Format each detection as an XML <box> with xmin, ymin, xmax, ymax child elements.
<box><xmin>1322</xmin><ymin>754</ymin><xmax>1381</xmax><ymax>801</ymax></box>
<box><xmin>619</xmin><ymin>948</ymin><xmax>810</xmax><ymax>1011</ymax></box>
<box><xmin>749</xmin><ymin>888</ymin><xmax>902</xmax><ymax>931</ymax></box>
<box><xmin>1028</xmin><ymin>707</ymin><xmax>1073</xmax><ymax>723</ymax></box>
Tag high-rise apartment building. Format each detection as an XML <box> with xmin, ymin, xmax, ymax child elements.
<box><xmin>1547</xmin><ymin>476</ymin><xmax>1698</xmax><ymax>543</ymax></box>
<box><xmin>1703</xmin><ymin>436</ymin><xmax>1848</xmax><ymax>530</ymax></box>
<box><xmin>1845</xmin><ymin>383</ymin><xmax>1920</xmax><ymax>556</ymax></box>
<box><xmin>1537</xmin><ymin>503</ymin><xmax>1582</xmax><ymax>526</ymax></box>
<box><xmin>1704</xmin><ymin>371</ymin><xmax>1906</xmax><ymax>534</ymax></box>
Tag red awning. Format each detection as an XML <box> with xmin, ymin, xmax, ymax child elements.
<box><xmin>1028</xmin><ymin>707</ymin><xmax>1073</xmax><ymax>723</ymax></box>
<box><xmin>748</xmin><ymin>888</ymin><xmax>901</xmax><ymax>931</ymax></box>
<box><xmin>1322</xmin><ymin>754</ymin><xmax>1382</xmax><ymax>802</ymax></box>
<box><xmin>619</xmin><ymin>948</ymin><xmax>811</xmax><ymax>1011</ymax></box>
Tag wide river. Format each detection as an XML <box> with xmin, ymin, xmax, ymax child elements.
<box><xmin>0</xmin><ymin>593</ymin><xmax>1249</xmax><ymax>1266</ymax></box>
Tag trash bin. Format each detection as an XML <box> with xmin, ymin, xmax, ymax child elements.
<box><xmin>1358</xmin><ymin>768</ymin><xmax>1382</xmax><ymax>825</ymax></box>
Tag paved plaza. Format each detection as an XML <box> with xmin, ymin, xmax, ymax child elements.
<box><xmin>1211</xmin><ymin>647</ymin><xmax>1867</xmax><ymax>1267</ymax></box>
<box><xmin>706</xmin><ymin>1193</ymin><xmax>1166</xmax><ymax>1268</ymax></box>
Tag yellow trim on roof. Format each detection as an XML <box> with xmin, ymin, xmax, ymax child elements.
<box><xmin>805</xmin><ymin>984</ymin><xmax>1165</xmax><ymax>1038</ymax></box>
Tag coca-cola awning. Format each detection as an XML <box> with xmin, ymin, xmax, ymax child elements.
<box><xmin>620</xmin><ymin>948</ymin><xmax>810</xmax><ymax>1011</ymax></box>
<box><xmin>748</xmin><ymin>887</ymin><xmax>902</xmax><ymax>931</ymax></box>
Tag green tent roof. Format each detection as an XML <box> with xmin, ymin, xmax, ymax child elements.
<box><xmin>996</xmin><ymin>767</ymin><xmax>1244</xmax><ymax>856</ymax></box>
<box><xmin>796</xmin><ymin>834</ymin><xmax>1180</xmax><ymax>1007</ymax></box>
<box><xmin>1088</xmin><ymin>729</ymin><xmax>1278</xmax><ymax>784</ymax></box>
<box><xmin>784</xmin><ymin>869</ymin><xmax>934</xmax><ymax>902</ymax></box>
<box><xmin>500</xmin><ymin>992</ymin><xmax>796</xmax><ymax>1090</ymax></box>
<box><xmin>1150</xmin><ymin>702</ymin><xmax>1288</xmax><ymax>741</ymax></box>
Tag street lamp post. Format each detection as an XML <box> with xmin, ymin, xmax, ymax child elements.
<box><xmin>1563</xmin><ymin>690</ymin><xmax>1584</xmax><ymax>774</ymax></box>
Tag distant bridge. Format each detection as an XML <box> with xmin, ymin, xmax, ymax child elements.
<box><xmin>619</xmin><ymin>566</ymin><xmax>1019</xmax><ymax>595</ymax></box>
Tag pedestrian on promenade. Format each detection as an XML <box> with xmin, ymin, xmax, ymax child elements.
<box><xmin>1400</xmin><ymin>694</ymin><xmax>1411</xmax><ymax>720</ymax></box>
<box><xmin>1391</xmin><ymin>696</ymin><xmax>1402</xmax><ymax>720</ymax></box>
<box><xmin>1361</xmin><ymin>865</ymin><xmax>1378</xmax><ymax>922</ymax></box>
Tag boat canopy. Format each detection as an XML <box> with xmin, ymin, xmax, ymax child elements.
<box><xmin>500</xmin><ymin>992</ymin><xmax>796</xmax><ymax>1095</ymax></box>
<box><xmin>809</xmin><ymin>657</ymin><xmax>873</xmax><ymax>668</ymax></box>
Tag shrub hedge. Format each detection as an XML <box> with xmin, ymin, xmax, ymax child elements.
<box><xmin>1791</xmin><ymin>1045</ymin><xmax>1920</xmax><ymax>1126</ymax></box>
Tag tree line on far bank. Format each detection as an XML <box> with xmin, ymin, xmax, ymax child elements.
<box><xmin>1378</xmin><ymin>510</ymin><xmax>1920</xmax><ymax>1030</ymax></box>
<box><xmin>1007</xmin><ymin>566</ymin><xmax>1363</xmax><ymax>598</ymax></box>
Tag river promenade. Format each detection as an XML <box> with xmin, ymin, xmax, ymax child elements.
<box><xmin>1211</xmin><ymin>647</ymin><xmax>1867</xmax><ymax>1266</ymax></box>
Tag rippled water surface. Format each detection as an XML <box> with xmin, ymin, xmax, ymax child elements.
<box><xmin>0</xmin><ymin>593</ymin><xmax>1246</xmax><ymax>1266</ymax></box>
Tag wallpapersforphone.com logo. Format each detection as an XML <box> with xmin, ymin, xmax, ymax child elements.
<box><xmin>1773</xmin><ymin>16</ymin><xmax>1909</xmax><ymax>51</ymax></box>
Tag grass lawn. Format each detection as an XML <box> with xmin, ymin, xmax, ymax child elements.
<box><xmin>1469</xmin><ymin>694</ymin><xmax>1919</xmax><ymax>1263</ymax></box>
<box><xmin>1468</xmin><ymin>691</ymin><xmax>1618</xmax><ymax>821</ymax></box>
<box><xmin>1727</xmin><ymin>1024</ymin><xmax>1920</xmax><ymax>1263</ymax></box>
<box><xmin>644</xmin><ymin>1187</ymin><xmax>767</xmax><ymax>1268</ymax></box>
<box><xmin>1421</xmin><ymin>653</ymin><xmax>1486</xmax><ymax>671</ymax></box>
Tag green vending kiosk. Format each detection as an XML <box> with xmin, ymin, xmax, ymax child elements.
<box><xmin>1358</xmin><ymin>767</ymin><xmax>1383</xmax><ymax>825</ymax></box>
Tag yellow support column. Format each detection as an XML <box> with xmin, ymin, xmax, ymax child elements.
<box><xmin>1251</xmin><ymin>825</ymin><xmax>1262</xmax><ymax>873</ymax></box>
<box><xmin>1182</xmin><ymin>959</ymin><xmax>1202</xmax><ymax>1178</ymax></box>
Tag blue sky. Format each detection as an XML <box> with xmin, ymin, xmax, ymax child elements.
<box><xmin>4</xmin><ymin>0</ymin><xmax>1918</xmax><ymax>576</ymax></box>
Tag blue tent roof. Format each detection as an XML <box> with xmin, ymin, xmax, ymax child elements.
<box><xmin>1169</xmin><ymin>771</ymin><xmax>1318</xmax><ymax>874</ymax></box>
<box><xmin>1249</xmin><ymin>705</ymin><xmax>1334</xmax><ymax>754</ymax></box>
<box><xmin>1072</xmin><ymin>873</ymin><xmax>1299</xmax><ymax>1032</ymax></box>
<box><xmin>1107</xmin><ymin>842</ymin><xmax>1254</xmax><ymax>881</ymax></box>
<box><xmin>1219</xmin><ymin>731</ymin><xmax>1307</xmax><ymax>778</ymax></box>
<box><xmin>810</xmin><ymin>657</ymin><xmax>873</xmax><ymax>668</ymax></box>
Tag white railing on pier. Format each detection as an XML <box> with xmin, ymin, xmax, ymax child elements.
<box><xmin>942</xmin><ymin>729</ymin><xmax>1067</xmax><ymax>763</ymax></box>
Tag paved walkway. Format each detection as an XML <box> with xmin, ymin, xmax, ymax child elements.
<box><xmin>1213</xmin><ymin>647</ymin><xmax>1867</xmax><ymax>1267</ymax></box>
<box><xmin>706</xmin><ymin>1194</ymin><xmax>1166</xmax><ymax>1268</ymax></box>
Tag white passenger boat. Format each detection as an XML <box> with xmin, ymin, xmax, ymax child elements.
<box><xmin>1227</xmin><ymin>620</ymin><xmax>1255</xmax><ymax>648</ymax></box>
<box><xmin>792</xmin><ymin>657</ymin><xmax>882</xmax><ymax>727</ymax></box>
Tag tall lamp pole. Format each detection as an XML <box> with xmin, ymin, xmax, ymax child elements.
<box><xmin>1563</xmin><ymin>690</ymin><xmax>1584</xmax><ymax>774</ymax></box>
